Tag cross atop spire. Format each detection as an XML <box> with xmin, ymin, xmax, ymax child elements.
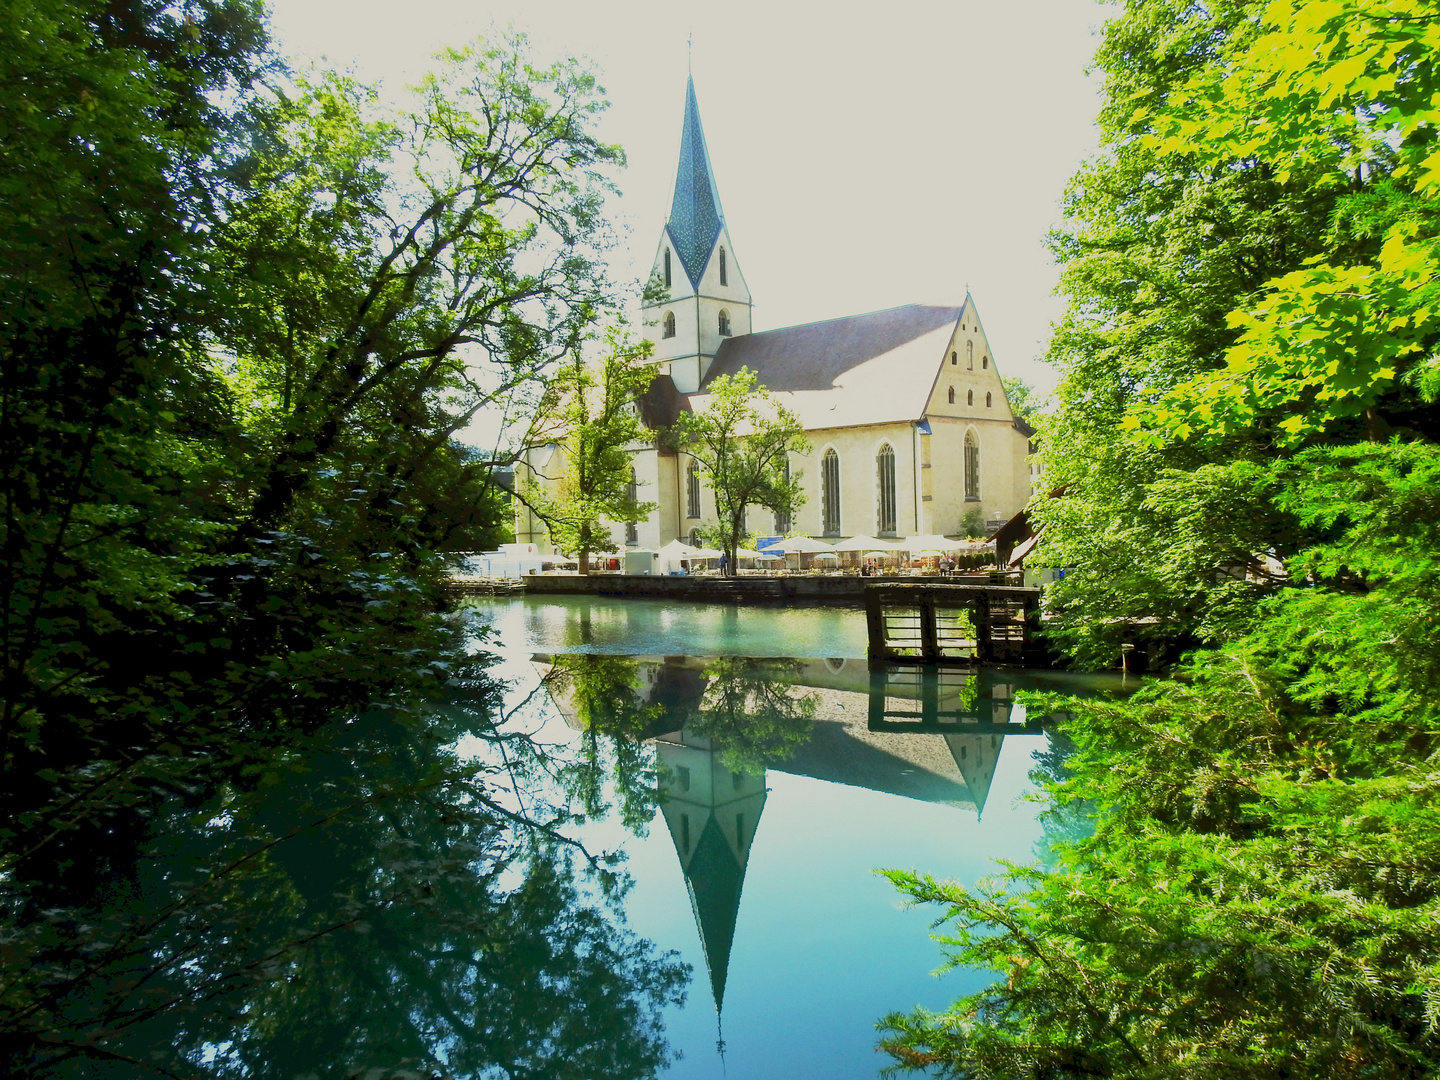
<box><xmin>667</xmin><ymin>75</ymin><xmax>726</xmax><ymax>289</ymax></box>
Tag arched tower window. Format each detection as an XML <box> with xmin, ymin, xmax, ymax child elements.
<box><xmin>986</xmin><ymin>391</ymin><xmax>993</xmax><ymax>407</ymax></box>
<box><xmin>664</xmin><ymin>248</ymin><xmax>671</xmax><ymax>288</ymax></box>
<box><xmin>982</xmin><ymin>355</ymin><xmax>989</xmax><ymax>369</ymax></box>
<box><xmin>822</xmin><ymin>449</ymin><xmax>841</xmax><ymax>535</ymax></box>
<box><xmin>719</xmin><ymin>246</ymin><xmax>727</xmax><ymax>286</ymax></box>
<box><xmin>876</xmin><ymin>443</ymin><xmax>897</xmax><ymax>536</ymax></box>
<box><xmin>967</xmin><ymin>341</ymin><xmax>974</xmax><ymax>369</ymax></box>
<box><xmin>950</xmin><ymin>351</ymin><xmax>957</xmax><ymax>366</ymax></box>
<box><xmin>718</xmin><ymin>309</ymin><xmax>731</xmax><ymax>336</ymax></box>
<box><xmin>964</xmin><ymin>431</ymin><xmax>980</xmax><ymax>501</ymax></box>
<box><xmin>686</xmin><ymin>459</ymin><xmax>701</xmax><ymax>519</ymax></box>
<box><xmin>663</xmin><ymin>310</ymin><xmax>676</xmax><ymax>338</ymax></box>
<box><xmin>967</xmin><ymin>389</ymin><xmax>974</xmax><ymax>406</ymax></box>
<box><xmin>948</xmin><ymin>386</ymin><xmax>955</xmax><ymax>404</ymax></box>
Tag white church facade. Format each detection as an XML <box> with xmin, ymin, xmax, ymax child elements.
<box><xmin>517</xmin><ymin>76</ymin><xmax>1033</xmax><ymax>554</ymax></box>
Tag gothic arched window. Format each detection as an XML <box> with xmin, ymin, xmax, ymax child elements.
<box><xmin>876</xmin><ymin>443</ymin><xmax>897</xmax><ymax>536</ymax></box>
<box><xmin>663</xmin><ymin>311</ymin><xmax>676</xmax><ymax>338</ymax></box>
<box><xmin>948</xmin><ymin>386</ymin><xmax>955</xmax><ymax>404</ymax></box>
<box><xmin>964</xmin><ymin>430</ymin><xmax>980</xmax><ymax>501</ymax></box>
<box><xmin>986</xmin><ymin>391</ymin><xmax>993</xmax><ymax>407</ymax></box>
<box><xmin>686</xmin><ymin>459</ymin><xmax>701</xmax><ymax>518</ymax></box>
<box><xmin>950</xmin><ymin>351</ymin><xmax>957</xmax><ymax>366</ymax></box>
<box><xmin>664</xmin><ymin>248</ymin><xmax>671</xmax><ymax>287</ymax></box>
<box><xmin>719</xmin><ymin>246</ymin><xmax>727</xmax><ymax>286</ymax></box>
<box><xmin>982</xmin><ymin>355</ymin><xmax>989</xmax><ymax>369</ymax></box>
<box><xmin>967</xmin><ymin>389</ymin><xmax>974</xmax><ymax>406</ymax></box>
<box><xmin>718</xmin><ymin>309</ymin><xmax>731</xmax><ymax>336</ymax></box>
<box><xmin>822</xmin><ymin>449</ymin><xmax>841</xmax><ymax>535</ymax></box>
<box><xmin>690</xmin><ymin>528</ymin><xmax>701</xmax><ymax>547</ymax></box>
<box><xmin>967</xmin><ymin>341</ymin><xmax>974</xmax><ymax>369</ymax></box>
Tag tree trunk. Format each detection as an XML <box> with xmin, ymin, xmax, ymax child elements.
<box><xmin>578</xmin><ymin>548</ymin><xmax>590</xmax><ymax>575</ymax></box>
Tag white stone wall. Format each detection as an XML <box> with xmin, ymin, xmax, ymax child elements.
<box><xmin>639</xmin><ymin>225</ymin><xmax>752</xmax><ymax>393</ymax></box>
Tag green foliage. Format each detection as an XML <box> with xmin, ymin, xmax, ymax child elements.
<box><xmin>961</xmin><ymin>507</ymin><xmax>988</xmax><ymax>538</ymax></box>
<box><xmin>1129</xmin><ymin>0</ymin><xmax>1440</xmax><ymax>444</ymax></box>
<box><xmin>667</xmin><ymin>368</ymin><xmax>810</xmax><ymax>576</ymax></box>
<box><xmin>0</xmin><ymin>4</ymin><xmax>654</xmax><ymax>1069</ymax></box>
<box><xmin>1001</xmin><ymin>376</ymin><xmax>1045</xmax><ymax>426</ymax></box>
<box><xmin>523</xmin><ymin>327</ymin><xmax>658</xmax><ymax>572</ymax></box>
<box><xmin>883</xmin><ymin>1</ymin><xmax>1440</xmax><ymax>1073</ymax></box>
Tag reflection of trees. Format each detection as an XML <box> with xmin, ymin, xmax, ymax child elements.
<box><xmin>689</xmin><ymin>658</ymin><xmax>818</xmax><ymax>775</ymax></box>
<box><xmin>1</xmin><ymin>694</ymin><xmax>688</xmax><ymax>1079</ymax></box>
<box><xmin>544</xmin><ymin>654</ymin><xmax>666</xmax><ymax>834</ymax></box>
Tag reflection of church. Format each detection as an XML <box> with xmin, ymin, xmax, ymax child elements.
<box><xmin>653</xmin><ymin>728</ymin><xmax>765</xmax><ymax>1013</ymax></box>
<box><xmin>536</xmin><ymin>653</ymin><xmax>1034</xmax><ymax>1019</ymax></box>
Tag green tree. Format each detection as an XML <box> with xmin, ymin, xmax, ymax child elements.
<box><xmin>0</xmin><ymin>24</ymin><xmax>626</xmax><ymax>867</ymax></box>
<box><xmin>881</xmin><ymin>1</ymin><xmax>1440</xmax><ymax>1074</ymax></box>
<box><xmin>1001</xmin><ymin>376</ymin><xmax>1046</xmax><ymax>426</ymax></box>
<box><xmin>667</xmin><ymin>368</ymin><xmax>809</xmax><ymax>576</ymax></box>
<box><xmin>1028</xmin><ymin>0</ymin><xmax>1354</xmax><ymax>665</ymax></box>
<box><xmin>523</xmin><ymin>328</ymin><xmax>659</xmax><ymax>574</ymax></box>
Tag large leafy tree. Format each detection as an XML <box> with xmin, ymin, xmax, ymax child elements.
<box><xmin>667</xmin><ymin>368</ymin><xmax>809</xmax><ymax>576</ymax></box>
<box><xmin>881</xmin><ymin>1</ymin><xmax>1440</xmax><ymax>1074</ymax></box>
<box><xmin>0</xmin><ymin>5</ymin><xmax>651</xmax><ymax>1066</ymax></box>
<box><xmin>1029</xmin><ymin>0</ymin><xmax>1352</xmax><ymax>664</ymax></box>
<box><xmin>522</xmin><ymin>328</ymin><xmax>659</xmax><ymax>573</ymax></box>
<box><xmin>1</xmin><ymin>18</ymin><xmax>625</xmax><ymax>863</ymax></box>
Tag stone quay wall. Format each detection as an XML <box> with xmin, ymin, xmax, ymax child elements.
<box><xmin>517</xmin><ymin>573</ymin><xmax>997</xmax><ymax>606</ymax></box>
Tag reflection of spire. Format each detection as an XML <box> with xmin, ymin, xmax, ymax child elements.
<box><xmin>655</xmin><ymin>728</ymin><xmax>766</xmax><ymax>1016</ymax></box>
<box><xmin>943</xmin><ymin>732</ymin><xmax>1003</xmax><ymax>817</ymax></box>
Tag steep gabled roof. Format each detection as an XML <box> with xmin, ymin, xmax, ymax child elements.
<box><xmin>667</xmin><ymin>76</ymin><xmax>726</xmax><ymax>289</ymax></box>
<box><xmin>697</xmin><ymin>304</ymin><xmax>962</xmax><ymax>429</ymax></box>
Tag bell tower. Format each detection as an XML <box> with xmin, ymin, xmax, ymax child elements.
<box><xmin>642</xmin><ymin>75</ymin><xmax>752</xmax><ymax>393</ymax></box>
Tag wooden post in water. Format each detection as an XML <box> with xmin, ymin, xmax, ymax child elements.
<box><xmin>864</xmin><ymin>582</ymin><xmax>1042</xmax><ymax>668</ymax></box>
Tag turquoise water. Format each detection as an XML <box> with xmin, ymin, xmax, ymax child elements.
<box><xmin>467</xmin><ymin>596</ymin><xmax>1109</xmax><ymax>1079</ymax></box>
<box><xmin>472</xmin><ymin>593</ymin><xmax>872</xmax><ymax>658</ymax></box>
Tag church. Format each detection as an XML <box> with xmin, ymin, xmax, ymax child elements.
<box><xmin>518</xmin><ymin>75</ymin><xmax>1033</xmax><ymax>554</ymax></box>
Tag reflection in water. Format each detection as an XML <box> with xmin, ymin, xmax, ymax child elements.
<box><xmin>1</xmin><ymin>688</ymin><xmax>689</xmax><ymax>1079</ymax></box>
<box><xmin>536</xmin><ymin>654</ymin><xmax>1049</xmax><ymax>1040</ymax></box>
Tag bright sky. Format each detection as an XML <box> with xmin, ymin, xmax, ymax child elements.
<box><xmin>265</xmin><ymin>0</ymin><xmax>1113</xmax><ymax>399</ymax></box>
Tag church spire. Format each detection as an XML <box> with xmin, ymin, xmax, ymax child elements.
<box><xmin>667</xmin><ymin>75</ymin><xmax>726</xmax><ymax>289</ymax></box>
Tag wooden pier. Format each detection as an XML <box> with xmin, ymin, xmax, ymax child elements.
<box><xmin>867</xmin><ymin>665</ymin><xmax>1045</xmax><ymax>734</ymax></box>
<box><xmin>864</xmin><ymin>582</ymin><xmax>1044</xmax><ymax>667</ymax></box>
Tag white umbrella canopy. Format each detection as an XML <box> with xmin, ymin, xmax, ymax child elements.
<box><xmin>831</xmin><ymin>534</ymin><xmax>888</xmax><ymax>552</ymax></box>
<box><xmin>774</xmin><ymin>536</ymin><xmax>836</xmax><ymax>554</ymax></box>
<box><xmin>810</xmin><ymin>551</ymin><xmax>839</xmax><ymax>560</ymax></box>
<box><xmin>863</xmin><ymin>550</ymin><xmax>898</xmax><ymax>559</ymax></box>
<box><xmin>657</xmin><ymin>538</ymin><xmax>704</xmax><ymax>560</ymax></box>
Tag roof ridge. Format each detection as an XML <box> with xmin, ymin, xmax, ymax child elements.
<box><xmin>737</xmin><ymin>301</ymin><xmax>962</xmax><ymax>340</ymax></box>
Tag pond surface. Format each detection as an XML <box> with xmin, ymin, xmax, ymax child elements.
<box><xmin>4</xmin><ymin>595</ymin><xmax>1119</xmax><ymax>1079</ymax></box>
<box><xmin>468</xmin><ymin>596</ymin><xmax>1116</xmax><ymax>1079</ymax></box>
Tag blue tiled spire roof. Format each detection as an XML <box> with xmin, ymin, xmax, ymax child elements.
<box><xmin>667</xmin><ymin>76</ymin><xmax>726</xmax><ymax>289</ymax></box>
